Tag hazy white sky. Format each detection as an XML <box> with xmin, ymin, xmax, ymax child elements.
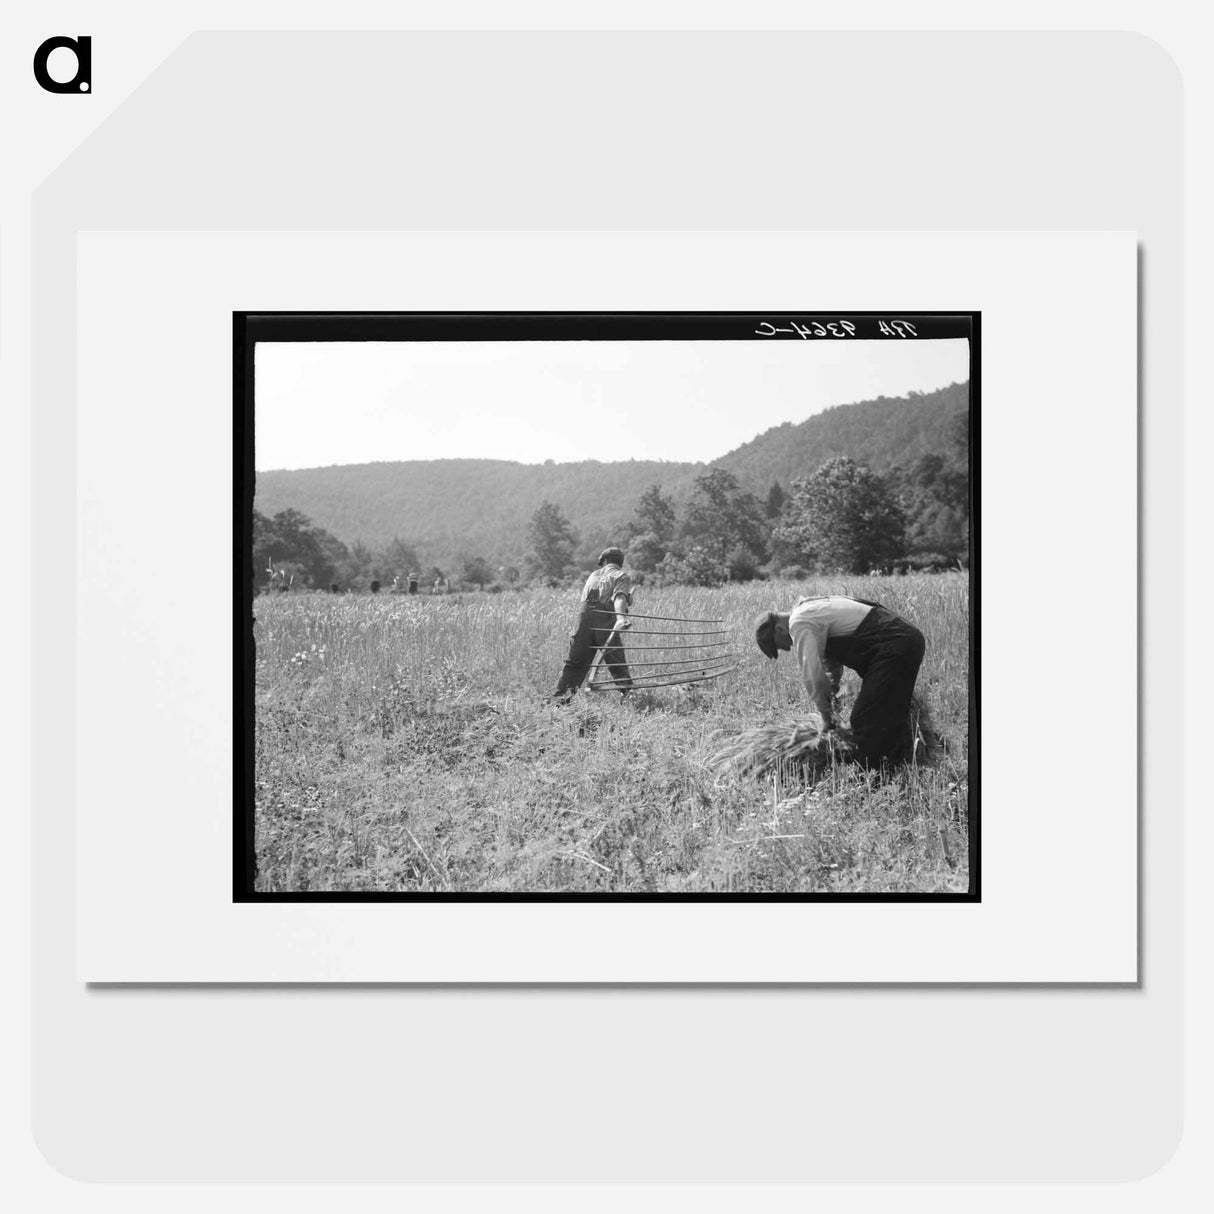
<box><xmin>255</xmin><ymin>338</ymin><xmax>970</xmax><ymax>470</ymax></box>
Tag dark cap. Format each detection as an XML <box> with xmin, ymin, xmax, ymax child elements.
<box><xmin>754</xmin><ymin>611</ymin><xmax>779</xmax><ymax>659</ymax></box>
<box><xmin>598</xmin><ymin>546</ymin><xmax>625</xmax><ymax>567</ymax></box>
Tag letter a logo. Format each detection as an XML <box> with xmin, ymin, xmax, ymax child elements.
<box><xmin>33</xmin><ymin>36</ymin><xmax>92</xmax><ymax>93</ymax></box>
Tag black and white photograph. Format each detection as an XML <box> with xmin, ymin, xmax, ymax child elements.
<box><xmin>237</xmin><ymin>312</ymin><xmax>977</xmax><ymax>898</ymax></box>
<box><xmin>19</xmin><ymin>5</ymin><xmax>1185</xmax><ymax>1194</ymax></box>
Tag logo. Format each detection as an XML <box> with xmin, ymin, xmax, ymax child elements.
<box><xmin>33</xmin><ymin>36</ymin><xmax>91</xmax><ymax>93</ymax></box>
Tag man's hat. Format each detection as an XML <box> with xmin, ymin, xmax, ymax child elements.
<box><xmin>754</xmin><ymin>611</ymin><xmax>779</xmax><ymax>660</ymax></box>
<box><xmin>598</xmin><ymin>546</ymin><xmax>625</xmax><ymax>567</ymax></box>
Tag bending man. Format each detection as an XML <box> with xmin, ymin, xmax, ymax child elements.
<box><xmin>553</xmin><ymin>546</ymin><xmax>634</xmax><ymax>700</ymax></box>
<box><xmin>754</xmin><ymin>595</ymin><xmax>926</xmax><ymax>766</ymax></box>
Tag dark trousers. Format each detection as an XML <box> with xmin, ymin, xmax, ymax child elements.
<box><xmin>825</xmin><ymin>606</ymin><xmax>926</xmax><ymax>766</ymax></box>
<box><xmin>554</xmin><ymin>601</ymin><xmax>633</xmax><ymax>696</ymax></box>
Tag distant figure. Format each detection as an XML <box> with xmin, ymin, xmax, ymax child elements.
<box><xmin>370</xmin><ymin>579</ymin><xmax>381</xmax><ymax>594</ymax></box>
<box><xmin>433</xmin><ymin>576</ymin><xmax>449</xmax><ymax>595</ymax></box>
<box><xmin>553</xmin><ymin>547</ymin><xmax>633</xmax><ymax>701</ymax></box>
<box><xmin>754</xmin><ymin>595</ymin><xmax>926</xmax><ymax>767</ymax></box>
<box><xmin>329</xmin><ymin>582</ymin><xmax>340</xmax><ymax>594</ymax></box>
<box><xmin>408</xmin><ymin>574</ymin><xmax>419</xmax><ymax>595</ymax></box>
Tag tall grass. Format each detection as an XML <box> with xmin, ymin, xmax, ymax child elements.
<box><xmin>254</xmin><ymin>574</ymin><xmax>970</xmax><ymax>893</ymax></box>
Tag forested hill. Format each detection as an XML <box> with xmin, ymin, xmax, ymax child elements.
<box><xmin>714</xmin><ymin>382</ymin><xmax>969</xmax><ymax>490</ymax></box>
<box><xmin>253</xmin><ymin>381</ymin><xmax>968</xmax><ymax>567</ymax></box>
<box><xmin>254</xmin><ymin>458</ymin><xmax>705</xmax><ymax>568</ymax></box>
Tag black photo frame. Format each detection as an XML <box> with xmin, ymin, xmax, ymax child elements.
<box><xmin>234</xmin><ymin>312</ymin><xmax>979</xmax><ymax>902</ymax></box>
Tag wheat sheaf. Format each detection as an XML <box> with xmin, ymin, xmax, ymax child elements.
<box><xmin>708</xmin><ymin>698</ymin><xmax>941</xmax><ymax>778</ymax></box>
<box><xmin>707</xmin><ymin>716</ymin><xmax>854</xmax><ymax>778</ymax></box>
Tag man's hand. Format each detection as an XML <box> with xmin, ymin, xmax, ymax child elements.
<box><xmin>614</xmin><ymin>616</ymin><xmax>632</xmax><ymax>631</ymax></box>
<box><xmin>824</xmin><ymin>658</ymin><xmax>844</xmax><ymax>698</ymax></box>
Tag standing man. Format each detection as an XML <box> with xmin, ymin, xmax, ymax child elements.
<box><xmin>553</xmin><ymin>546</ymin><xmax>634</xmax><ymax>700</ymax></box>
<box><xmin>754</xmin><ymin>595</ymin><xmax>926</xmax><ymax>766</ymax></box>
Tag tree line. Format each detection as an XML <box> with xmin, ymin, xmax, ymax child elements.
<box><xmin>255</xmin><ymin>507</ymin><xmax>525</xmax><ymax>593</ymax></box>
<box><xmin>525</xmin><ymin>422</ymin><xmax>967</xmax><ymax>587</ymax></box>
<box><xmin>255</xmin><ymin>419</ymin><xmax>968</xmax><ymax>592</ymax></box>
<box><xmin>252</xmin><ymin>385</ymin><xmax>970</xmax><ymax>564</ymax></box>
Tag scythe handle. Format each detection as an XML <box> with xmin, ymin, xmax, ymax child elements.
<box><xmin>587</xmin><ymin>622</ymin><xmax>626</xmax><ymax>683</ymax></box>
<box><xmin>587</xmin><ymin>616</ymin><xmax>636</xmax><ymax>684</ymax></box>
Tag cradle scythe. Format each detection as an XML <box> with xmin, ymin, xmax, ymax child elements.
<box><xmin>585</xmin><ymin>610</ymin><xmax>741</xmax><ymax>692</ymax></box>
<box><xmin>585</xmin><ymin>621</ymin><xmax>625</xmax><ymax>686</ymax></box>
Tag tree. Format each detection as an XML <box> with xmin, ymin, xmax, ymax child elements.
<box><xmin>885</xmin><ymin>450</ymin><xmax>968</xmax><ymax>562</ymax></box>
<box><xmin>774</xmin><ymin>457</ymin><xmax>907</xmax><ymax>574</ymax></box>
<box><xmin>765</xmin><ymin>480</ymin><xmax>787</xmax><ymax>519</ymax></box>
<box><xmin>622</xmin><ymin>484</ymin><xmax>680</xmax><ymax>572</ymax></box>
<box><xmin>252</xmin><ymin>507</ymin><xmax>331</xmax><ymax>588</ymax></box>
<box><xmin>657</xmin><ymin>545</ymin><xmax>728</xmax><ymax>587</ymax></box>
<box><xmin>268</xmin><ymin>507</ymin><xmax>312</xmax><ymax>544</ymax></box>
<box><xmin>252</xmin><ymin>510</ymin><xmax>281</xmax><ymax>588</ymax></box>
<box><xmin>460</xmin><ymin>554</ymin><xmax>493</xmax><ymax>590</ymax></box>
<box><xmin>681</xmin><ymin>468</ymin><xmax>767</xmax><ymax>571</ymax></box>
<box><xmin>338</xmin><ymin>539</ymin><xmax>375</xmax><ymax>589</ymax></box>
<box><xmin>949</xmin><ymin>408</ymin><xmax>970</xmax><ymax>461</ymax></box>
<box><xmin>625</xmin><ymin>531</ymin><xmax>670</xmax><ymax>574</ymax></box>
<box><xmin>627</xmin><ymin>484</ymin><xmax>678</xmax><ymax>545</ymax></box>
<box><xmin>726</xmin><ymin>544</ymin><xmax>763</xmax><ymax>582</ymax></box>
<box><xmin>270</xmin><ymin>560</ymin><xmax>305</xmax><ymax>592</ymax></box>
<box><xmin>527</xmin><ymin>500</ymin><xmax>576</xmax><ymax>578</ymax></box>
<box><xmin>310</xmin><ymin>527</ymin><xmax>349</xmax><ymax>587</ymax></box>
<box><xmin>382</xmin><ymin>536</ymin><xmax>421</xmax><ymax>579</ymax></box>
<box><xmin>912</xmin><ymin>504</ymin><xmax>966</xmax><ymax>558</ymax></box>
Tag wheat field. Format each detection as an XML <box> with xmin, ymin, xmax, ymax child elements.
<box><xmin>252</xmin><ymin>574</ymin><xmax>971</xmax><ymax>894</ymax></box>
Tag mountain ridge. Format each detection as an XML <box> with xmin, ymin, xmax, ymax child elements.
<box><xmin>253</xmin><ymin>381</ymin><xmax>968</xmax><ymax>569</ymax></box>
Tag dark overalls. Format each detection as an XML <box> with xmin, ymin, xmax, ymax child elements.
<box><xmin>554</xmin><ymin>586</ymin><xmax>633</xmax><ymax>697</ymax></box>
<box><xmin>822</xmin><ymin>601</ymin><xmax>926</xmax><ymax>766</ymax></box>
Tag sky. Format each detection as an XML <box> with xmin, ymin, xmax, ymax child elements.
<box><xmin>254</xmin><ymin>338</ymin><xmax>970</xmax><ymax>471</ymax></box>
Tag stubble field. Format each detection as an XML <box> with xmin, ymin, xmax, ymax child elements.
<box><xmin>253</xmin><ymin>574</ymin><xmax>971</xmax><ymax>894</ymax></box>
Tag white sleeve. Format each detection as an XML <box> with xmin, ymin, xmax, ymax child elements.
<box><xmin>790</xmin><ymin>615</ymin><xmax>830</xmax><ymax>708</ymax></box>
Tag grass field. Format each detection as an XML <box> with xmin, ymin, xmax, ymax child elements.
<box><xmin>252</xmin><ymin>574</ymin><xmax>971</xmax><ymax>894</ymax></box>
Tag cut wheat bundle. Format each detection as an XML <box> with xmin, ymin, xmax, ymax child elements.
<box><xmin>709</xmin><ymin>696</ymin><xmax>943</xmax><ymax>778</ymax></box>
<box><xmin>707</xmin><ymin>717</ymin><xmax>855</xmax><ymax>779</ymax></box>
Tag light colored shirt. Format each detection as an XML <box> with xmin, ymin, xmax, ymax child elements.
<box><xmin>580</xmin><ymin>563</ymin><xmax>632</xmax><ymax>610</ymax></box>
<box><xmin>788</xmin><ymin>596</ymin><xmax>873</xmax><ymax>707</ymax></box>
